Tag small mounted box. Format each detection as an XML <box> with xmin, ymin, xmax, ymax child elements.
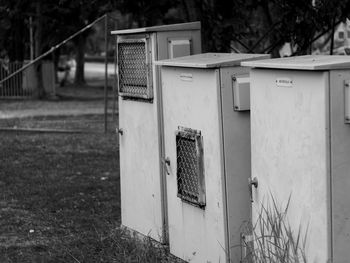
<box><xmin>168</xmin><ymin>39</ymin><xmax>191</xmax><ymax>59</ymax></box>
<box><xmin>232</xmin><ymin>74</ymin><xmax>250</xmax><ymax>111</ymax></box>
<box><xmin>344</xmin><ymin>79</ymin><xmax>350</xmax><ymax>123</ymax></box>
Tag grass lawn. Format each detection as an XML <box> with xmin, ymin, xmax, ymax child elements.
<box><xmin>0</xmin><ymin>117</ymin><xmax>182</xmax><ymax>263</ymax></box>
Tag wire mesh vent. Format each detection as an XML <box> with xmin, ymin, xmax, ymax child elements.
<box><xmin>176</xmin><ymin>127</ymin><xmax>205</xmax><ymax>208</ymax></box>
<box><xmin>117</xmin><ymin>39</ymin><xmax>152</xmax><ymax>99</ymax></box>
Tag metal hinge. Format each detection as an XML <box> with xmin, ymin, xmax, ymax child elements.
<box><xmin>242</xmin><ymin>234</ymin><xmax>253</xmax><ymax>243</ymax></box>
<box><xmin>241</xmin><ymin>233</ymin><xmax>254</xmax><ymax>262</ymax></box>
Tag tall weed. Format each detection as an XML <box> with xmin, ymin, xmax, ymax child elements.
<box><xmin>241</xmin><ymin>195</ymin><xmax>308</xmax><ymax>263</ymax></box>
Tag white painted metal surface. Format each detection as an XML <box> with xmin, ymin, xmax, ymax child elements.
<box><xmin>163</xmin><ymin>68</ymin><xmax>226</xmax><ymax>262</ymax></box>
<box><xmin>245</xmin><ymin>55</ymin><xmax>350</xmax><ymax>263</ymax></box>
<box><xmin>168</xmin><ymin>39</ymin><xmax>191</xmax><ymax>59</ymax></box>
<box><xmin>160</xmin><ymin>53</ymin><xmax>267</xmax><ymax>262</ymax></box>
<box><xmin>250</xmin><ymin>69</ymin><xmax>330</xmax><ymax>262</ymax></box>
<box><xmin>157</xmin><ymin>52</ymin><xmax>269</xmax><ymax>68</ymax></box>
<box><xmin>111</xmin><ymin>21</ymin><xmax>200</xmax><ymax>35</ymax></box>
<box><xmin>242</xmin><ymin>55</ymin><xmax>350</xmax><ymax>70</ymax></box>
<box><xmin>114</xmin><ymin>23</ymin><xmax>202</xmax><ymax>244</ymax></box>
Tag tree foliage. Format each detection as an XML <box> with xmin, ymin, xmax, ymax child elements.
<box><xmin>0</xmin><ymin>0</ymin><xmax>115</xmax><ymax>88</ymax></box>
<box><xmin>36</xmin><ymin>0</ymin><xmax>115</xmax><ymax>85</ymax></box>
<box><xmin>1</xmin><ymin>0</ymin><xmax>350</xmax><ymax>68</ymax></box>
<box><xmin>0</xmin><ymin>0</ymin><xmax>31</xmax><ymax>61</ymax></box>
<box><xmin>116</xmin><ymin>0</ymin><xmax>350</xmax><ymax>56</ymax></box>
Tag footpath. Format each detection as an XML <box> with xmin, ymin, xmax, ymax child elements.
<box><xmin>0</xmin><ymin>84</ymin><xmax>116</xmax><ymax>119</ymax></box>
<box><xmin>0</xmin><ymin>84</ymin><xmax>117</xmax><ymax>132</ymax></box>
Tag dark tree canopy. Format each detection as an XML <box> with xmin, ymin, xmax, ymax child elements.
<box><xmin>0</xmin><ymin>0</ymin><xmax>31</xmax><ymax>61</ymax></box>
<box><xmin>0</xmin><ymin>0</ymin><xmax>116</xmax><ymax>89</ymax></box>
<box><xmin>1</xmin><ymin>0</ymin><xmax>350</xmax><ymax>70</ymax></box>
<box><xmin>111</xmin><ymin>0</ymin><xmax>350</xmax><ymax>56</ymax></box>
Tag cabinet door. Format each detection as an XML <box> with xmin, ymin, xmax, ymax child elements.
<box><xmin>330</xmin><ymin>70</ymin><xmax>350</xmax><ymax>263</ymax></box>
<box><xmin>118</xmin><ymin>34</ymin><xmax>163</xmax><ymax>242</ymax></box>
<box><xmin>162</xmin><ymin>67</ymin><xmax>227</xmax><ymax>263</ymax></box>
<box><xmin>249</xmin><ymin>69</ymin><xmax>331</xmax><ymax>262</ymax></box>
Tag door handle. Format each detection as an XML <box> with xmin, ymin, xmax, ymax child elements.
<box><xmin>248</xmin><ymin>177</ymin><xmax>258</xmax><ymax>202</ymax></box>
<box><xmin>117</xmin><ymin>128</ymin><xmax>123</xmax><ymax>135</ymax></box>
<box><xmin>162</xmin><ymin>157</ymin><xmax>171</xmax><ymax>175</ymax></box>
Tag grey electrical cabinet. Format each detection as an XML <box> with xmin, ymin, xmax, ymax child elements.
<box><xmin>156</xmin><ymin>53</ymin><xmax>269</xmax><ymax>263</ymax></box>
<box><xmin>111</xmin><ymin>22</ymin><xmax>201</xmax><ymax>244</ymax></box>
<box><xmin>242</xmin><ymin>55</ymin><xmax>350</xmax><ymax>263</ymax></box>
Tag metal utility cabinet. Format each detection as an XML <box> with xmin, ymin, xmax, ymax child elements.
<box><xmin>111</xmin><ymin>22</ymin><xmax>201</xmax><ymax>243</ymax></box>
<box><xmin>242</xmin><ymin>55</ymin><xmax>350</xmax><ymax>263</ymax></box>
<box><xmin>156</xmin><ymin>53</ymin><xmax>268</xmax><ymax>263</ymax></box>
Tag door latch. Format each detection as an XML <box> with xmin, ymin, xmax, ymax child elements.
<box><xmin>248</xmin><ymin>177</ymin><xmax>258</xmax><ymax>202</ymax></box>
<box><xmin>162</xmin><ymin>157</ymin><xmax>171</xmax><ymax>175</ymax></box>
<box><xmin>117</xmin><ymin>128</ymin><xmax>123</xmax><ymax>135</ymax></box>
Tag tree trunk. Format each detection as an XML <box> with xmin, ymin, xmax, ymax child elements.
<box><xmin>181</xmin><ymin>0</ymin><xmax>201</xmax><ymax>21</ymax></box>
<box><xmin>7</xmin><ymin>16</ymin><xmax>25</xmax><ymax>62</ymax></box>
<box><xmin>329</xmin><ymin>16</ymin><xmax>336</xmax><ymax>55</ymax></box>
<box><xmin>181</xmin><ymin>0</ymin><xmax>208</xmax><ymax>50</ymax></box>
<box><xmin>34</xmin><ymin>1</ymin><xmax>45</xmax><ymax>98</ymax></box>
<box><xmin>74</xmin><ymin>34</ymin><xmax>86</xmax><ymax>85</ymax></box>
<box><xmin>260</xmin><ymin>0</ymin><xmax>281</xmax><ymax>58</ymax></box>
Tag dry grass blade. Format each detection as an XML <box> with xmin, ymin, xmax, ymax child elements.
<box><xmin>0</xmin><ymin>121</ymin><xmax>183</xmax><ymax>263</ymax></box>
<box><xmin>242</xmin><ymin>194</ymin><xmax>308</xmax><ymax>263</ymax></box>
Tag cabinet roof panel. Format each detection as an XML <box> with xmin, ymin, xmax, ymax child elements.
<box><xmin>242</xmin><ymin>55</ymin><xmax>350</xmax><ymax>70</ymax></box>
<box><xmin>111</xmin><ymin>21</ymin><xmax>200</xmax><ymax>35</ymax></box>
<box><xmin>156</xmin><ymin>53</ymin><xmax>269</xmax><ymax>68</ymax></box>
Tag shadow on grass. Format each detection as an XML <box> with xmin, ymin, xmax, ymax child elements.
<box><xmin>0</xmin><ymin>119</ymin><xmax>182</xmax><ymax>263</ymax></box>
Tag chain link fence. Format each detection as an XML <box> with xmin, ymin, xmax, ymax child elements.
<box><xmin>118</xmin><ymin>40</ymin><xmax>149</xmax><ymax>97</ymax></box>
<box><xmin>0</xmin><ymin>14</ymin><xmax>118</xmax><ymax>134</ymax></box>
<box><xmin>176</xmin><ymin>127</ymin><xmax>206</xmax><ymax>208</ymax></box>
<box><xmin>0</xmin><ymin>61</ymin><xmax>36</xmax><ymax>98</ymax></box>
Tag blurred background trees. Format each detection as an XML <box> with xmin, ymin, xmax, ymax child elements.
<box><xmin>116</xmin><ymin>0</ymin><xmax>350</xmax><ymax>55</ymax></box>
<box><xmin>0</xmin><ymin>0</ymin><xmax>116</xmax><ymax>91</ymax></box>
<box><xmin>1</xmin><ymin>0</ymin><xmax>350</xmax><ymax>89</ymax></box>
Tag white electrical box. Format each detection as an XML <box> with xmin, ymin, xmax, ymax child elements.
<box><xmin>242</xmin><ymin>55</ymin><xmax>350</xmax><ymax>263</ymax></box>
<box><xmin>156</xmin><ymin>53</ymin><xmax>269</xmax><ymax>263</ymax></box>
<box><xmin>111</xmin><ymin>22</ymin><xmax>201</xmax><ymax>243</ymax></box>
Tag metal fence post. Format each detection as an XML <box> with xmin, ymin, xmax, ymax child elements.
<box><xmin>104</xmin><ymin>14</ymin><xmax>108</xmax><ymax>133</ymax></box>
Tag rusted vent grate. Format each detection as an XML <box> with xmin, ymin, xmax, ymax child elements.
<box><xmin>176</xmin><ymin>127</ymin><xmax>205</xmax><ymax>208</ymax></box>
<box><xmin>118</xmin><ymin>40</ymin><xmax>152</xmax><ymax>98</ymax></box>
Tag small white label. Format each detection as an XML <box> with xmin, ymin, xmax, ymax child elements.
<box><xmin>276</xmin><ymin>78</ymin><xmax>293</xmax><ymax>88</ymax></box>
<box><xmin>180</xmin><ymin>73</ymin><xmax>193</xmax><ymax>82</ymax></box>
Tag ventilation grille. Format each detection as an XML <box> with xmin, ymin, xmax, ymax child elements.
<box><xmin>176</xmin><ymin>127</ymin><xmax>205</xmax><ymax>208</ymax></box>
<box><xmin>117</xmin><ymin>39</ymin><xmax>152</xmax><ymax>99</ymax></box>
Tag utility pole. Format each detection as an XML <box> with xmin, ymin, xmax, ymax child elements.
<box><xmin>35</xmin><ymin>2</ymin><xmax>44</xmax><ymax>98</ymax></box>
<box><xmin>330</xmin><ymin>16</ymin><xmax>336</xmax><ymax>55</ymax></box>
